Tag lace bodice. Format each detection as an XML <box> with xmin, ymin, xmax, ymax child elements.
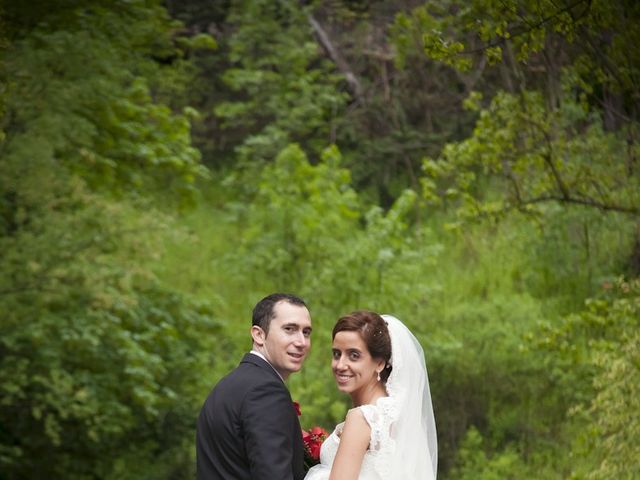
<box><xmin>305</xmin><ymin>397</ymin><xmax>397</xmax><ymax>480</ymax></box>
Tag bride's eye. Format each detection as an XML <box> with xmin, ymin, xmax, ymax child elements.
<box><xmin>332</xmin><ymin>350</ymin><xmax>341</xmax><ymax>360</ymax></box>
<box><xmin>349</xmin><ymin>351</ymin><xmax>360</xmax><ymax>361</ymax></box>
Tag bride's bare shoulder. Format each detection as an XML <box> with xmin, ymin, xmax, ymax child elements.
<box><xmin>342</xmin><ymin>408</ymin><xmax>370</xmax><ymax>432</ymax></box>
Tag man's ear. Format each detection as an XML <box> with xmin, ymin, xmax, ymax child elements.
<box><xmin>251</xmin><ymin>325</ymin><xmax>265</xmax><ymax>346</ymax></box>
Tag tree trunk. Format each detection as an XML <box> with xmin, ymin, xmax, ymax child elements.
<box><xmin>629</xmin><ymin>223</ymin><xmax>640</xmax><ymax>277</ymax></box>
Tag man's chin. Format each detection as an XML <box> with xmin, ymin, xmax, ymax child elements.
<box><xmin>287</xmin><ymin>361</ymin><xmax>305</xmax><ymax>374</ymax></box>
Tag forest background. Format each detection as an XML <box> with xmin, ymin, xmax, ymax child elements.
<box><xmin>1</xmin><ymin>0</ymin><xmax>639</xmax><ymax>478</ymax></box>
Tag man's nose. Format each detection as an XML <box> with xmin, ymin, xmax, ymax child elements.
<box><xmin>293</xmin><ymin>331</ymin><xmax>307</xmax><ymax>346</ymax></box>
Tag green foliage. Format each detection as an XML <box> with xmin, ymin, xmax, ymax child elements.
<box><xmin>2</xmin><ymin>0</ymin><xmax>639</xmax><ymax>478</ymax></box>
<box><xmin>390</xmin><ymin>7</ymin><xmax>640</xmax><ymax>473</ymax></box>
<box><xmin>452</xmin><ymin>427</ymin><xmax>529</xmax><ymax>480</ymax></box>
<box><xmin>589</xmin><ymin>332</ymin><xmax>640</xmax><ymax>479</ymax></box>
<box><xmin>213</xmin><ymin>0</ymin><xmax>347</xmax><ymax>163</ymax></box>
<box><xmin>1</xmin><ymin>0</ymin><xmax>209</xmax><ymax>207</ymax></box>
<box><xmin>0</xmin><ymin>169</ymin><xmax>219</xmax><ymax>477</ymax></box>
<box><xmin>393</xmin><ymin>5</ymin><xmax>471</xmax><ymax>71</ymax></box>
<box><xmin>586</xmin><ymin>330</ymin><xmax>640</xmax><ymax>479</ymax></box>
<box><xmin>519</xmin><ymin>277</ymin><xmax>640</xmax><ymax>479</ymax></box>
<box><xmin>520</xmin><ymin>207</ymin><xmax>634</xmax><ymax>311</ymax></box>
<box><xmin>0</xmin><ymin>1</ymin><xmax>219</xmax><ymax>478</ymax></box>
<box><xmin>419</xmin><ymin>218</ymin><xmax>555</xmax><ymax>473</ymax></box>
<box><xmin>394</xmin><ymin>0</ymin><xmax>640</xmax><ymax>97</ymax></box>
<box><xmin>226</xmin><ymin>143</ymin><xmax>435</xmax><ymax>310</ymax></box>
<box><xmin>540</xmin><ymin>279</ymin><xmax>640</xmax><ymax>479</ymax></box>
<box><xmin>422</xmin><ymin>90</ymin><xmax>639</xmax><ymax>220</ymax></box>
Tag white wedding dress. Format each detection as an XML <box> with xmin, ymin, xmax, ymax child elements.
<box><xmin>305</xmin><ymin>397</ymin><xmax>396</xmax><ymax>480</ymax></box>
<box><xmin>304</xmin><ymin>315</ymin><xmax>437</xmax><ymax>480</ymax></box>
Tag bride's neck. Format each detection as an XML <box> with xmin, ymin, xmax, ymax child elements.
<box><xmin>351</xmin><ymin>382</ymin><xmax>387</xmax><ymax>407</ymax></box>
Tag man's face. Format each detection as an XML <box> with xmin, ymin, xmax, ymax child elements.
<box><xmin>256</xmin><ymin>301</ymin><xmax>312</xmax><ymax>380</ymax></box>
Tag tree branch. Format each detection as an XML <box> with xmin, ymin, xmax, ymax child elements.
<box><xmin>502</xmin><ymin>158</ymin><xmax>524</xmax><ymax>204</ymax></box>
<box><xmin>307</xmin><ymin>14</ymin><xmax>364</xmax><ymax>103</ymax></box>
<box><xmin>515</xmin><ymin>194</ymin><xmax>640</xmax><ymax>216</ymax></box>
<box><xmin>520</xmin><ymin>113</ymin><xmax>572</xmax><ymax>200</ymax></box>
<box><xmin>577</xmin><ymin>25</ymin><xmax>636</xmax><ymax>96</ymax></box>
<box><xmin>542</xmin><ymin>152</ymin><xmax>571</xmax><ymax>200</ymax></box>
<box><xmin>461</xmin><ymin>0</ymin><xmax>591</xmax><ymax>55</ymax></box>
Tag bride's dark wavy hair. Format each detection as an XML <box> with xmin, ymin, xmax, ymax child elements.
<box><xmin>332</xmin><ymin>310</ymin><xmax>392</xmax><ymax>382</ymax></box>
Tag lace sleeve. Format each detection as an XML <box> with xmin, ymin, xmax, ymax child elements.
<box><xmin>355</xmin><ymin>399</ymin><xmax>399</xmax><ymax>479</ymax></box>
<box><xmin>358</xmin><ymin>405</ymin><xmax>383</xmax><ymax>452</ymax></box>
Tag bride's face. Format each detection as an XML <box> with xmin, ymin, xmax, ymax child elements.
<box><xmin>331</xmin><ymin>331</ymin><xmax>385</xmax><ymax>399</ymax></box>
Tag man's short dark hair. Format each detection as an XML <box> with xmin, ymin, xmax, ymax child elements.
<box><xmin>252</xmin><ymin>293</ymin><xmax>307</xmax><ymax>334</ymax></box>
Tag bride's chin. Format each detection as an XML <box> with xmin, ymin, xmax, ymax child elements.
<box><xmin>334</xmin><ymin>382</ymin><xmax>349</xmax><ymax>392</ymax></box>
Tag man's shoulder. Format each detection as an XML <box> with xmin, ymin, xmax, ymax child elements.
<box><xmin>203</xmin><ymin>361</ymin><xmax>287</xmax><ymax>415</ymax></box>
<box><xmin>217</xmin><ymin>355</ymin><xmax>283</xmax><ymax>389</ymax></box>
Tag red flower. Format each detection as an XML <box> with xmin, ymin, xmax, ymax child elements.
<box><xmin>309</xmin><ymin>426</ymin><xmax>326</xmax><ymax>437</ymax></box>
<box><xmin>302</xmin><ymin>426</ymin><xmax>328</xmax><ymax>465</ymax></box>
<box><xmin>296</xmin><ymin>401</ymin><xmax>328</xmax><ymax>470</ymax></box>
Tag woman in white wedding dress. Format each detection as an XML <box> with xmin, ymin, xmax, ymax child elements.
<box><xmin>305</xmin><ymin>311</ymin><xmax>437</xmax><ymax>480</ymax></box>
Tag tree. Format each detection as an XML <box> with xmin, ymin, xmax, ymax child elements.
<box><xmin>391</xmin><ymin>1</ymin><xmax>640</xmax><ymax>476</ymax></box>
<box><xmin>1</xmin><ymin>0</ymin><xmax>212</xmax><ymax>207</ymax></box>
<box><xmin>213</xmin><ymin>0</ymin><xmax>347</xmax><ymax>166</ymax></box>
<box><xmin>0</xmin><ymin>1</ymin><xmax>218</xmax><ymax>477</ymax></box>
<box><xmin>0</xmin><ymin>174</ymin><xmax>218</xmax><ymax>478</ymax></box>
<box><xmin>421</xmin><ymin>90</ymin><xmax>639</xmax><ymax>219</ymax></box>
<box><xmin>567</xmin><ymin>279</ymin><xmax>640</xmax><ymax>479</ymax></box>
<box><xmin>395</xmin><ymin>0</ymin><xmax>640</xmax><ymax>265</ymax></box>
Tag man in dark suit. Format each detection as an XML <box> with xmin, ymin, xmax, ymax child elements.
<box><xmin>196</xmin><ymin>293</ymin><xmax>312</xmax><ymax>480</ymax></box>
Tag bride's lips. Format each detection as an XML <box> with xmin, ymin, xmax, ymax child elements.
<box><xmin>335</xmin><ymin>373</ymin><xmax>352</xmax><ymax>385</ymax></box>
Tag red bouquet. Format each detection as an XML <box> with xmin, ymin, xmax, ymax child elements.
<box><xmin>302</xmin><ymin>426</ymin><xmax>328</xmax><ymax>468</ymax></box>
<box><xmin>293</xmin><ymin>402</ymin><xmax>328</xmax><ymax>470</ymax></box>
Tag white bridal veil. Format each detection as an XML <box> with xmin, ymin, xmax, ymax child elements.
<box><xmin>382</xmin><ymin>314</ymin><xmax>438</xmax><ymax>480</ymax></box>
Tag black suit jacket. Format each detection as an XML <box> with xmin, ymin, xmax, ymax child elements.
<box><xmin>196</xmin><ymin>353</ymin><xmax>305</xmax><ymax>480</ymax></box>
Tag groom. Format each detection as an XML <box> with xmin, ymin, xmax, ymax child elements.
<box><xmin>196</xmin><ymin>293</ymin><xmax>312</xmax><ymax>480</ymax></box>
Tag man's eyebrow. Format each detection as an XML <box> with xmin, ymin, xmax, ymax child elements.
<box><xmin>282</xmin><ymin>322</ymin><xmax>313</xmax><ymax>331</ymax></box>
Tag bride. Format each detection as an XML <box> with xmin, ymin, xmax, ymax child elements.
<box><xmin>305</xmin><ymin>311</ymin><xmax>437</xmax><ymax>480</ymax></box>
